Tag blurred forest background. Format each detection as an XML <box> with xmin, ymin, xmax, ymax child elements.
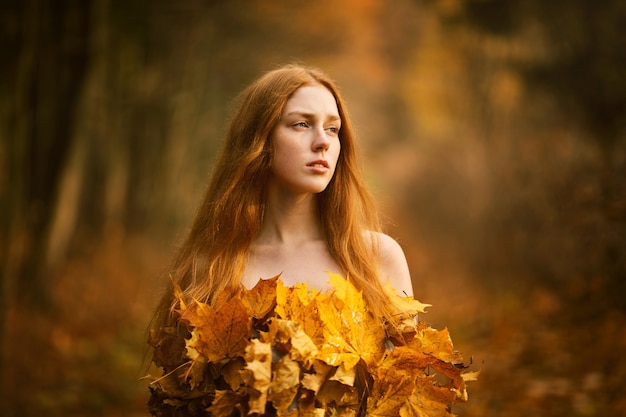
<box><xmin>1</xmin><ymin>0</ymin><xmax>625</xmax><ymax>416</ymax></box>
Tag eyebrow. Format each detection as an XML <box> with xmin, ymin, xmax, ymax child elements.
<box><xmin>286</xmin><ymin>111</ymin><xmax>341</xmax><ymax>122</ymax></box>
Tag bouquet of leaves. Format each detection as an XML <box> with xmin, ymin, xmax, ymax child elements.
<box><xmin>147</xmin><ymin>273</ymin><xmax>477</xmax><ymax>416</ymax></box>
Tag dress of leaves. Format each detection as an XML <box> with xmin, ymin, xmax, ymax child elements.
<box><xmin>146</xmin><ymin>273</ymin><xmax>475</xmax><ymax>416</ymax></box>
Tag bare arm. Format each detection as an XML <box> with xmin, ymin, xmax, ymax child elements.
<box><xmin>374</xmin><ymin>232</ymin><xmax>414</xmax><ymax>297</ymax></box>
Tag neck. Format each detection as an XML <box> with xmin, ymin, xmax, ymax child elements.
<box><xmin>257</xmin><ymin>185</ymin><xmax>322</xmax><ymax>246</ymax></box>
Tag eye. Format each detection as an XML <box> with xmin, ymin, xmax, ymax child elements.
<box><xmin>293</xmin><ymin>121</ymin><xmax>309</xmax><ymax>129</ymax></box>
<box><xmin>325</xmin><ymin>126</ymin><xmax>339</xmax><ymax>135</ymax></box>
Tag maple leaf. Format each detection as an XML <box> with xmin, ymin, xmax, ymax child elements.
<box><xmin>275</xmin><ymin>280</ymin><xmax>324</xmax><ymax>319</ymax></box>
<box><xmin>317</xmin><ymin>379</ymin><xmax>359</xmax><ymax>408</ymax></box>
<box><xmin>180</xmin><ymin>296</ymin><xmax>251</xmax><ymax>362</ymax></box>
<box><xmin>301</xmin><ymin>360</ymin><xmax>334</xmax><ymax>395</ymax></box>
<box><xmin>273</xmin><ymin>318</ymin><xmax>318</xmax><ymax>368</ymax></box>
<box><xmin>400</xmin><ymin>386</ymin><xmax>454</xmax><ymax>417</ymax></box>
<box><xmin>412</xmin><ymin>327</ymin><xmax>464</xmax><ymax>365</ymax></box>
<box><xmin>329</xmin><ymin>363</ymin><xmax>356</xmax><ymax>386</ymax></box>
<box><xmin>317</xmin><ymin>272</ymin><xmax>387</xmax><ymax>369</ymax></box>
<box><xmin>149</xmin><ymin>275</ymin><xmax>476</xmax><ymax>416</ymax></box>
<box><xmin>275</xmin><ymin>280</ymin><xmax>328</xmax><ymax>348</ymax></box>
<box><xmin>268</xmin><ymin>354</ymin><xmax>301</xmax><ymax>415</ymax></box>
<box><xmin>208</xmin><ymin>389</ymin><xmax>247</xmax><ymax>416</ymax></box>
<box><xmin>242</xmin><ymin>339</ymin><xmax>272</xmax><ymax>414</ymax></box>
<box><xmin>367</xmin><ymin>347</ymin><xmax>423</xmax><ymax>417</ymax></box>
<box><xmin>241</xmin><ymin>275</ymin><xmax>279</xmax><ymax>319</ymax></box>
<box><xmin>383</xmin><ymin>281</ymin><xmax>431</xmax><ymax>317</ymax></box>
<box><xmin>221</xmin><ymin>357</ymin><xmax>246</xmax><ymax>390</ymax></box>
<box><xmin>149</xmin><ymin>326</ymin><xmax>187</xmax><ymax>371</ymax></box>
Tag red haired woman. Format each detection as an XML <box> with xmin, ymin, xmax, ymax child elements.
<box><xmin>153</xmin><ymin>64</ymin><xmax>412</xmax><ymax>320</ymax></box>
<box><xmin>148</xmin><ymin>64</ymin><xmax>417</xmax><ymax>415</ymax></box>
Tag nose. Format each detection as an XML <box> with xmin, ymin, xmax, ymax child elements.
<box><xmin>312</xmin><ymin>127</ymin><xmax>330</xmax><ymax>152</ymax></box>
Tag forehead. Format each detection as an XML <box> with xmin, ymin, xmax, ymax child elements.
<box><xmin>282</xmin><ymin>84</ymin><xmax>340</xmax><ymax>117</ymax></box>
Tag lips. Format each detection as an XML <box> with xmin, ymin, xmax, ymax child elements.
<box><xmin>307</xmin><ymin>160</ymin><xmax>329</xmax><ymax>168</ymax></box>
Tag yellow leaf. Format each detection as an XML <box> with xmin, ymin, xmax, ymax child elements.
<box><xmin>383</xmin><ymin>280</ymin><xmax>431</xmax><ymax>316</ymax></box>
<box><xmin>275</xmin><ymin>281</ymin><xmax>327</xmax><ymax>348</ymax></box>
<box><xmin>268</xmin><ymin>355</ymin><xmax>301</xmax><ymax>415</ymax></box>
<box><xmin>368</xmin><ymin>348</ymin><xmax>421</xmax><ymax>417</ymax></box>
<box><xmin>242</xmin><ymin>339</ymin><xmax>272</xmax><ymax>414</ymax></box>
<box><xmin>301</xmin><ymin>360</ymin><xmax>333</xmax><ymax>395</ymax></box>
<box><xmin>329</xmin><ymin>363</ymin><xmax>356</xmax><ymax>387</ymax></box>
<box><xmin>414</xmin><ymin>327</ymin><xmax>464</xmax><ymax>365</ymax></box>
<box><xmin>462</xmin><ymin>369</ymin><xmax>481</xmax><ymax>382</ymax></box>
<box><xmin>400</xmin><ymin>379</ymin><xmax>458</xmax><ymax>417</ymax></box>
<box><xmin>274</xmin><ymin>318</ymin><xmax>318</xmax><ymax>367</ymax></box>
<box><xmin>317</xmin><ymin>272</ymin><xmax>387</xmax><ymax>369</ymax></box>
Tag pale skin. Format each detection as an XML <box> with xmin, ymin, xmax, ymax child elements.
<box><xmin>241</xmin><ymin>84</ymin><xmax>413</xmax><ymax>296</ymax></box>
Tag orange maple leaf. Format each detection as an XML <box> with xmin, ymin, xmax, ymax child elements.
<box><xmin>180</xmin><ymin>296</ymin><xmax>251</xmax><ymax>362</ymax></box>
<box><xmin>241</xmin><ymin>275</ymin><xmax>279</xmax><ymax>319</ymax></box>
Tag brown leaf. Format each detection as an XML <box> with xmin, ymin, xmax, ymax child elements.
<box><xmin>149</xmin><ymin>326</ymin><xmax>187</xmax><ymax>371</ymax></box>
<box><xmin>268</xmin><ymin>355</ymin><xmax>301</xmax><ymax>414</ymax></box>
<box><xmin>242</xmin><ymin>339</ymin><xmax>272</xmax><ymax>414</ymax></box>
<box><xmin>274</xmin><ymin>318</ymin><xmax>318</xmax><ymax>368</ymax></box>
<box><xmin>208</xmin><ymin>389</ymin><xmax>247</xmax><ymax>416</ymax></box>
<box><xmin>221</xmin><ymin>357</ymin><xmax>245</xmax><ymax>390</ymax></box>
<box><xmin>181</xmin><ymin>296</ymin><xmax>251</xmax><ymax>362</ymax></box>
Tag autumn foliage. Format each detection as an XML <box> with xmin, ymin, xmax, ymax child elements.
<box><xmin>146</xmin><ymin>273</ymin><xmax>476</xmax><ymax>416</ymax></box>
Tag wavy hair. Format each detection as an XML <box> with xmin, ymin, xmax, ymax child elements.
<box><xmin>153</xmin><ymin>64</ymin><xmax>395</xmax><ymax>329</ymax></box>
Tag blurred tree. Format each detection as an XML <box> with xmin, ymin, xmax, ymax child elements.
<box><xmin>1</xmin><ymin>0</ymin><xmax>91</xmax><ymax>308</ymax></box>
<box><xmin>435</xmin><ymin>0</ymin><xmax>626</xmax><ymax>309</ymax></box>
<box><xmin>459</xmin><ymin>0</ymin><xmax>626</xmax><ymax>147</ymax></box>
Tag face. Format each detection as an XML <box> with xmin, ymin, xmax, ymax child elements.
<box><xmin>269</xmin><ymin>84</ymin><xmax>341</xmax><ymax>195</ymax></box>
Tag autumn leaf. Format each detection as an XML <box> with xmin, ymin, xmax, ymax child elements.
<box><xmin>208</xmin><ymin>389</ymin><xmax>247</xmax><ymax>417</ymax></box>
<box><xmin>242</xmin><ymin>339</ymin><xmax>272</xmax><ymax>414</ymax></box>
<box><xmin>221</xmin><ymin>357</ymin><xmax>245</xmax><ymax>390</ymax></box>
<box><xmin>268</xmin><ymin>354</ymin><xmax>301</xmax><ymax>414</ymax></box>
<box><xmin>383</xmin><ymin>280</ymin><xmax>431</xmax><ymax>317</ymax></box>
<box><xmin>180</xmin><ymin>296</ymin><xmax>251</xmax><ymax>363</ymax></box>
<box><xmin>412</xmin><ymin>327</ymin><xmax>464</xmax><ymax>365</ymax></box>
<box><xmin>149</xmin><ymin>274</ymin><xmax>476</xmax><ymax>416</ymax></box>
<box><xmin>275</xmin><ymin>281</ymin><xmax>327</xmax><ymax>347</ymax></box>
<box><xmin>301</xmin><ymin>360</ymin><xmax>334</xmax><ymax>395</ymax></box>
<box><xmin>242</xmin><ymin>275</ymin><xmax>279</xmax><ymax>319</ymax></box>
<box><xmin>400</xmin><ymin>386</ymin><xmax>454</xmax><ymax>417</ymax></box>
<box><xmin>273</xmin><ymin>318</ymin><xmax>318</xmax><ymax>367</ymax></box>
<box><xmin>462</xmin><ymin>369</ymin><xmax>481</xmax><ymax>382</ymax></box>
<box><xmin>149</xmin><ymin>326</ymin><xmax>187</xmax><ymax>370</ymax></box>
<box><xmin>367</xmin><ymin>347</ymin><xmax>424</xmax><ymax>417</ymax></box>
<box><xmin>317</xmin><ymin>272</ymin><xmax>387</xmax><ymax>369</ymax></box>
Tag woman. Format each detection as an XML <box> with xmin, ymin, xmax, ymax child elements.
<box><xmin>152</xmin><ymin>64</ymin><xmax>412</xmax><ymax>326</ymax></box>
<box><xmin>148</xmin><ymin>64</ymin><xmax>427</xmax><ymax>416</ymax></box>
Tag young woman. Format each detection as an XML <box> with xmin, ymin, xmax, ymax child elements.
<box><xmin>152</xmin><ymin>64</ymin><xmax>412</xmax><ymax>328</ymax></box>
<box><xmin>148</xmin><ymin>64</ymin><xmax>425</xmax><ymax>415</ymax></box>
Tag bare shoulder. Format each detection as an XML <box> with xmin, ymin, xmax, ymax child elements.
<box><xmin>367</xmin><ymin>231</ymin><xmax>414</xmax><ymax>296</ymax></box>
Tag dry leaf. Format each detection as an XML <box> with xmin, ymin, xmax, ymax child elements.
<box><xmin>242</xmin><ymin>275</ymin><xmax>280</xmax><ymax>319</ymax></box>
<box><xmin>268</xmin><ymin>355</ymin><xmax>301</xmax><ymax>414</ymax></box>
<box><xmin>208</xmin><ymin>389</ymin><xmax>246</xmax><ymax>417</ymax></box>
<box><xmin>148</xmin><ymin>274</ymin><xmax>475</xmax><ymax>416</ymax></box>
<box><xmin>181</xmin><ymin>296</ymin><xmax>251</xmax><ymax>362</ymax></box>
<box><xmin>242</xmin><ymin>339</ymin><xmax>272</xmax><ymax>414</ymax></box>
<box><xmin>317</xmin><ymin>273</ymin><xmax>387</xmax><ymax>369</ymax></box>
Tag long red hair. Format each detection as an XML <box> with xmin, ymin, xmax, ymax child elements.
<box><xmin>153</xmin><ymin>64</ymin><xmax>394</xmax><ymax>328</ymax></box>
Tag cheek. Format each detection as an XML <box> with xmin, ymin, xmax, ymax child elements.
<box><xmin>332</xmin><ymin>142</ymin><xmax>341</xmax><ymax>163</ymax></box>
